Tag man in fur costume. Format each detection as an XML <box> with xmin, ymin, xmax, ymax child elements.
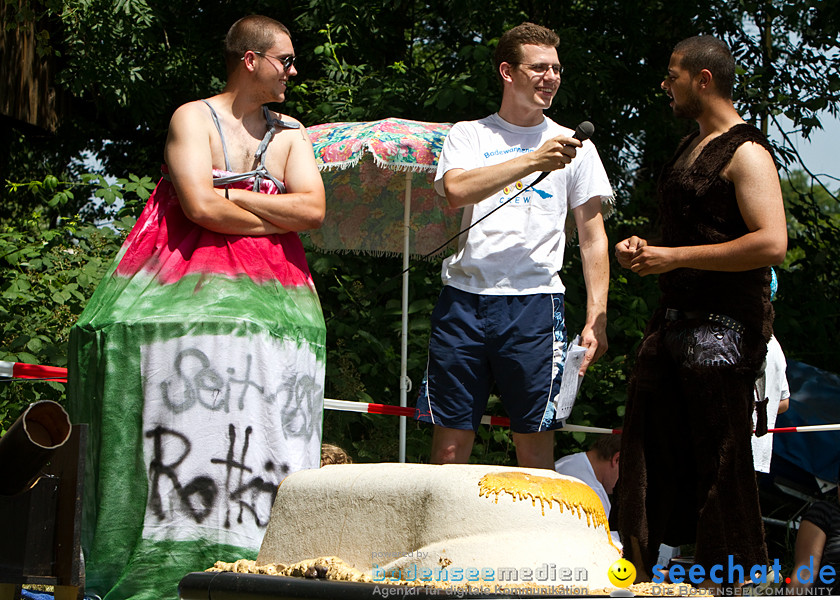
<box><xmin>614</xmin><ymin>35</ymin><xmax>787</xmax><ymax>590</ymax></box>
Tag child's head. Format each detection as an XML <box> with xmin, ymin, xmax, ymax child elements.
<box><xmin>321</xmin><ymin>443</ymin><xmax>353</xmax><ymax>466</ymax></box>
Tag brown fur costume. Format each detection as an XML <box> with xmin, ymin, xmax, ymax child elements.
<box><xmin>617</xmin><ymin>124</ymin><xmax>774</xmax><ymax>578</ymax></box>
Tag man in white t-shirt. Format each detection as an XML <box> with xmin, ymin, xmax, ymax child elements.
<box><xmin>555</xmin><ymin>434</ymin><xmax>621</xmax><ymax>516</ymax></box>
<box><xmin>555</xmin><ymin>434</ymin><xmax>622</xmax><ymax>547</ymax></box>
<box><xmin>415</xmin><ymin>22</ymin><xmax>613</xmax><ymax>469</ymax></box>
<box><xmin>752</xmin><ymin>335</ymin><xmax>790</xmax><ymax>473</ymax></box>
<box><xmin>752</xmin><ymin>270</ymin><xmax>790</xmax><ymax>473</ymax></box>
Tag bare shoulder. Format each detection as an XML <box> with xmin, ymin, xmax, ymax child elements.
<box><xmin>266</xmin><ymin>108</ymin><xmax>303</xmax><ymax>129</ymax></box>
<box><xmin>164</xmin><ymin>100</ymin><xmax>216</xmax><ymax>170</ymax></box>
<box><xmin>171</xmin><ymin>99</ymin><xmax>209</xmax><ymax>119</ymax></box>
<box><xmin>722</xmin><ymin>140</ymin><xmax>777</xmax><ymax>182</ymax></box>
<box><xmin>271</xmin><ymin>109</ymin><xmax>301</xmax><ymax>125</ymax></box>
<box><xmin>264</xmin><ymin>110</ymin><xmax>319</xmax><ymax>179</ymax></box>
<box><xmin>168</xmin><ymin>100</ymin><xmax>214</xmax><ymax>136</ymax></box>
<box><xmin>267</xmin><ymin>110</ymin><xmax>312</xmax><ymax>144</ymax></box>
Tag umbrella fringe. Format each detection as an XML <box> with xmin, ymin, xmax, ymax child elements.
<box><xmin>602</xmin><ymin>194</ymin><xmax>616</xmax><ymax>221</ymax></box>
<box><xmin>371</xmin><ymin>155</ymin><xmax>437</xmax><ymax>173</ymax></box>
<box><xmin>316</xmin><ymin>155</ymin><xmax>437</xmax><ymax>174</ymax></box>
<box><xmin>317</xmin><ymin>158</ymin><xmax>362</xmax><ymax>172</ymax></box>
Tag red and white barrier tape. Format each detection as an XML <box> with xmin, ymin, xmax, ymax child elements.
<box><xmin>762</xmin><ymin>424</ymin><xmax>840</xmax><ymax>433</ymax></box>
<box><xmin>3</xmin><ymin>361</ymin><xmax>837</xmax><ymax>434</ymax></box>
<box><xmin>323</xmin><ymin>399</ymin><xmax>840</xmax><ymax>434</ymax></box>
<box><xmin>0</xmin><ymin>360</ymin><xmax>69</xmax><ymax>381</ymax></box>
<box><xmin>325</xmin><ymin>398</ymin><xmax>618</xmax><ymax>433</ymax></box>
<box><xmin>0</xmin><ymin>361</ymin><xmax>614</xmax><ymax>432</ymax></box>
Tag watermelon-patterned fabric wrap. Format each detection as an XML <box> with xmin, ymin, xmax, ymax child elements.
<box><xmin>68</xmin><ymin>171</ymin><xmax>326</xmax><ymax>600</ymax></box>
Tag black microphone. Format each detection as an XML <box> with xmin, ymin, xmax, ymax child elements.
<box><xmin>533</xmin><ymin>120</ymin><xmax>595</xmax><ymax>185</ymax></box>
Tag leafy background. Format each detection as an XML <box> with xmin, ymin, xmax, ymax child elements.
<box><xmin>2</xmin><ymin>0</ymin><xmax>840</xmax><ymax>565</ymax></box>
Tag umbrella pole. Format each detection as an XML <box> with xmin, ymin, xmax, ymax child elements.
<box><xmin>400</xmin><ymin>172</ymin><xmax>412</xmax><ymax>463</ymax></box>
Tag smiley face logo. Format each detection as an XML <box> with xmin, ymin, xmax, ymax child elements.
<box><xmin>608</xmin><ymin>558</ymin><xmax>637</xmax><ymax>588</ymax></box>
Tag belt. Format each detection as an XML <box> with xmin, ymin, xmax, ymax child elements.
<box><xmin>664</xmin><ymin>308</ymin><xmax>745</xmax><ymax>335</ymax></box>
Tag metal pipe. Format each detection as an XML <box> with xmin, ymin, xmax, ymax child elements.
<box><xmin>0</xmin><ymin>400</ymin><xmax>72</xmax><ymax>495</ymax></box>
<box><xmin>399</xmin><ymin>170</ymin><xmax>412</xmax><ymax>463</ymax></box>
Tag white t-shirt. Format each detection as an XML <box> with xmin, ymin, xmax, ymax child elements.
<box><xmin>434</xmin><ymin>113</ymin><xmax>614</xmax><ymax>295</ymax></box>
<box><xmin>554</xmin><ymin>452</ymin><xmax>610</xmax><ymax>515</ymax></box>
<box><xmin>554</xmin><ymin>452</ymin><xmax>621</xmax><ymax>547</ymax></box>
<box><xmin>752</xmin><ymin>335</ymin><xmax>790</xmax><ymax>473</ymax></box>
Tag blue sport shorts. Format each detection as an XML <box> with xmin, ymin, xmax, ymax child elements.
<box><xmin>415</xmin><ymin>286</ymin><xmax>569</xmax><ymax>433</ymax></box>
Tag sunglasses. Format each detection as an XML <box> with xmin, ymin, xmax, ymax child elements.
<box><xmin>244</xmin><ymin>50</ymin><xmax>296</xmax><ymax>71</ymax></box>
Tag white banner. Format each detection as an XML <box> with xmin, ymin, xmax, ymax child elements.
<box><xmin>139</xmin><ymin>332</ymin><xmax>323</xmax><ymax>549</ymax></box>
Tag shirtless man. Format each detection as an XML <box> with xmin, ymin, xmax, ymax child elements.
<box><xmin>165</xmin><ymin>15</ymin><xmax>324</xmax><ymax>233</ymax></box>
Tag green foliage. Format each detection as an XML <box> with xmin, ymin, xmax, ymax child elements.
<box><xmin>773</xmin><ymin>170</ymin><xmax>840</xmax><ymax>369</ymax></box>
<box><xmin>730</xmin><ymin>1</ymin><xmax>840</xmax><ymax>139</ymax></box>
<box><xmin>302</xmin><ymin>247</ymin><xmax>430</xmax><ymax>462</ymax></box>
<box><xmin>0</xmin><ymin>173</ymin><xmax>149</xmax><ymax>434</ymax></box>
<box><xmin>0</xmin><ymin>218</ymin><xmax>122</xmax><ymax>434</ymax></box>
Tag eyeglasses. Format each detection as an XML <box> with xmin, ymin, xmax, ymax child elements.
<box><xmin>244</xmin><ymin>50</ymin><xmax>296</xmax><ymax>71</ymax></box>
<box><xmin>519</xmin><ymin>63</ymin><xmax>563</xmax><ymax>76</ymax></box>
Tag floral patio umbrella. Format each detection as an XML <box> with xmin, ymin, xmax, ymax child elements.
<box><xmin>306</xmin><ymin>117</ymin><xmax>458</xmax><ymax>461</ymax></box>
<box><xmin>307</xmin><ymin>117</ymin><xmax>459</xmax><ymax>257</ymax></box>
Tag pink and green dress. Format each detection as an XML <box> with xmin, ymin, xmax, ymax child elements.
<box><xmin>68</xmin><ymin>103</ymin><xmax>326</xmax><ymax>600</ymax></box>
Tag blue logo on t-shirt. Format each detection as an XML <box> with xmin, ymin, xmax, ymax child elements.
<box><xmin>484</xmin><ymin>147</ymin><xmax>530</xmax><ymax>159</ymax></box>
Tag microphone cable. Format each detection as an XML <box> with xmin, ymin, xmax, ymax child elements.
<box><xmin>323</xmin><ymin>120</ymin><xmax>595</xmax><ymax>320</ymax></box>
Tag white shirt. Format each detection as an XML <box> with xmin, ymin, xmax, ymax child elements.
<box><xmin>554</xmin><ymin>452</ymin><xmax>610</xmax><ymax>515</ymax></box>
<box><xmin>554</xmin><ymin>452</ymin><xmax>621</xmax><ymax>547</ymax></box>
<box><xmin>434</xmin><ymin>113</ymin><xmax>614</xmax><ymax>295</ymax></box>
<box><xmin>752</xmin><ymin>335</ymin><xmax>790</xmax><ymax>473</ymax></box>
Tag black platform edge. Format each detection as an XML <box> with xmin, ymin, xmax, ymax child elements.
<box><xmin>178</xmin><ymin>571</ymin><xmax>612</xmax><ymax>599</ymax></box>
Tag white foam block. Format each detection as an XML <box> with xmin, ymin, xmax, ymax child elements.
<box><xmin>258</xmin><ymin>463</ymin><xmax>620</xmax><ymax>589</ymax></box>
